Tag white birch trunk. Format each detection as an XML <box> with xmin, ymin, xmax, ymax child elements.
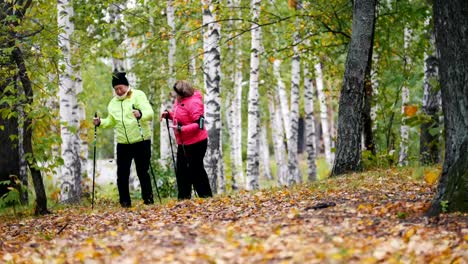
<box><xmin>245</xmin><ymin>0</ymin><xmax>261</xmax><ymax>191</ymax></box>
<box><xmin>273</xmin><ymin>59</ymin><xmax>291</xmax><ymax>142</ymax></box>
<box><xmin>315</xmin><ymin>62</ymin><xmax>333</xmax><ymax>165</ymax></box>
<box><xmin>398</xmin><ymin>27</ymin><xmax>411</xmax><ymax>166</ymax></box>
<box><xmin>226</xmin><ymin>0</ymin><xmax>244</xmax><ymax>190</ymax></box>
<box><xmin>159</xmin><ymin>0</ymin><xmax>177</xmax><ymax>166</ymax></box>
<box><xmin>202</xmin><ymin>0</ymin><xmax>223</xmax><ymax>193</ymax></box>
<box><xmin>232</xmin><ymin>50</ymin><xmax>244</xmax><ymax>189</ymax></box>
<box><xmin>269</xmin><ymin>96</ymin><xmax>287</xmax><ymax>186</ymax></box>
<box><xmin>260</xmin><ymin>124</ymin><xmax>273</xmax><ymax>180</ymax></box>
<box><xmin>304</xmin><ymin>64</ymin><xmax>317</xmax><ymax>182</ymax></box>
<box><xmin>58</xmin><ymin>0</ymin><xmax>82</xmax><ymax>202</ymax></box>
<box><xmin>370</xmin><ymin>53</ymin><xmax>379</xmax><ymax>133</ymax></box>
<box><xmin>287</xmin><ymin>23</ymin><xmax>301</xmax><ymax>185</ymax></box>
<box><xmin>16</xmin><ymin>79</ymin><xmax>28</xmax><ymax>203</ymax></box>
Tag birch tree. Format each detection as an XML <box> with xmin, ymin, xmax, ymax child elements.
<box><xmin>273</xmin><ymin>59</ymin><xmax>291</xmax><ymax>143</ymax></box>
<box><xmin>226</xmin><ymin>0</ymin><xmax>244</xmax><ymax>190</ymax></box>
<box><xmin>269</xmin><ymin>96</ymin><xmax>287</xmax><ymax>186</ymax></box>
<box><xmin>160</xmin><ymin>0</ymin><xmax>176</xmax><ymax>165</ymax></box>
<box><xmin>260</xmin><ymin>124</ymin><xmax>273</xmax><ymax>180</ymax></box>
<box><xmin>287</xmin><ymin>2</ymin><xmax>302</xmax><ymax>185</ymax></box>
<box><xmin>332</xmin><ymin>0</ymin><xmax>377</xmax><ymax>176</ymax></box>
<box><xmin>304</xmin><ymin>62</ymin><xmax>317</xmax><ymax>181</ymax></box>
<box><xmin>315</xmin><ymin>62</ymin><xmax>333</xmax><ymax>165</ymax></box>
<box><xmin>398</xmin><ymin>27</ymin><xmax>412</xmax><ymax>166</ymax></box>
<box><xmin>420</xmin><ymin>24</ymin><xmax>440</xmax><ymax>165</ymax></box>
<box><xmin>58</xmin><ymin>0</ymin><xmax>83</xmax><ymax>202</ymax></box>
<box><xmin>245</xmin><ymin>0</ymin><xmax>261</xmax><ymax>190</ymax></box>
<box><xmin>201</xmin><ymin>0</ymin><xmax>223</xmax><ymax>193</ymax></box>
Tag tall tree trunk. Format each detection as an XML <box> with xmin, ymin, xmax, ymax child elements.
<box><xmin>16</xmin><ymin>78</ymin><xmax>28</xmax><ymax>204</ymax></box>
<box><xmin>427</xmin><ymin>0</ymin><xmax>468</xmax><ymax>215</ymax></box>
<box><xmin>420</xmin><ymin>30</ymin><xmax>440</xmax><ymax>165</ymax></box>
<box><xmin>398</xmin><ymin>27</ymin><xmax>412</xmax><ymax>166</ymax></box>
<box><xmin>160</xmin><ymin>0</ymin><xmax>177</xmax><ymax>166</ymax></box>
<box><xmin>304</xmin><ymin>63</ymin><xmax>317</xmax><ymax>182</ymax></box>
<box><xmin>202</xmin><ymin>0</ymin><xmax>224</xmax><ymax>193</ymax></box>
<box><xmin>226</xmin><ymin>0</ymin><xmax>244</xmax><ymax>190</ymax></box>
<box><xmin>331</xmin><ymin>0</ymin><xmax>376</xmax><ymax>176</ymax></box>
<box><xmin>12</xmin><ymin>47</ymin><xmax>49</xmax><ymax>215</ymax></box>
<box><xmin>315</xmin><ymin>62</ymin><xmax>333</xmax><ymax>165</ymax></box>
<box><xmin>287</xmin><ymin>12</ymin><xmax>301</xmax><ymax>185</ymax></box>
<box><xmin>269</xmin><ymin>96</ymin><xmax>287</xmax><ymax>186</ymax></box>
<box><xmin>58</xmin><ymin>0</ymin><xmax>82</xmax><ymax>203</ymax></box>
<box><xmin>273</xmin><ymin>59</ymin><xmax>291</xmax><ymax>144</ymax></box>
<box><xmin>245</xmin><ymin>0</ymin><xmax>261</xmax><ymax>190</ymax></box>
<box><xmin>260</xmin><ymin>124</ymin><xmax>273</xmax><ymax>180</ymax></box>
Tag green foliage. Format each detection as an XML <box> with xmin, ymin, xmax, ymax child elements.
<box><xmin>0</xmin><ymin>180</ymin><xmax>22</xmax><ymax>208</ymax></box>
<box><xmin>150</xmin><ymin>160</ymin><xmax>177</xmax><ymax>198</ymax></box>
<box><xmin>440</xmin><ymin>200</ymin><xmax>449</xmax><ymax>213</ymax></box>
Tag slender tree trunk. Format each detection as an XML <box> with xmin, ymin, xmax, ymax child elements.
<box><xmin>202</xmin><ymin>0</ymin><xmax>224</xmax><ymax>193</ymax></box>
<box><xmin>260</xmin><ymin>124</ymin><xmax>273</xmax><ymax>180</ymax></box>
<box><xmin>420</xmin><ymin>30</ymin><xmax>440</xmax><ymax>165</ymax></box>
<box><xmin>398</xmin><ymin>27</ymin><xmax>412</xmax><ymax>166</ymax></box>
<box><xmin>12</xmin><ymin>47</ymin><xmax>49</xmax><ymax>214</ymax></box>
<box><xmin>370</xmin><ymin>52</ymin><xmax>380</xmax><ymax>137</ymax></box>
<box><xmin>226</xmin><ymin>0</ymin><xmax>244</xmax><ymax>190</ymax></box>
<box><xmin>16</xmin><ymin>78</ymin><xmax>28</xmax><ymax>204</ymax></box>
<box><xmin>304</xmin><ymin>63</ymin><xmax>317</xmax><ymax>182</ymax></box>
<box><xmin>315</xmin><ymin>62</ymin><xmax>333</xmax><ymax>165</ymax></box>
<box><xmin>287</xmin><ymin>14</ymin><xmax>301</xmax><ymax>185</ymax></box>
<box><xmin>273</xmin><ymin>60</ymin><xmax>291</xmax><ymax>144</ymax></box>
<box><xmin>160</xmin><ymin>0</ymin><xmax>177</xmax><ymax>166</ymax></box>
<box><xmin>245</xmin><ymin>0</ymin><xmax>261</xmax><ymax>190</ymax></box>
<box><xmin>331</xmin><ymin>0</ymin><xmax>377</xmax><ymax>176</ymax></box>
<box><xmin>269</xmin><ymin>96</ymin><xmax>287</xmax><ymax>186</ymax></box>
<box><xmin>427</xmin><ymin>0</ymin><xmax>468</xmax><ymax>215</ymax></box>
<box><xmin>58</xmin><ymin>0</ymin><xmax>82</xmax><ymax>203</ymax></box>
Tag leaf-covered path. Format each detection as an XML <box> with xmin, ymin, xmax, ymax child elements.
<box><xmin>1</xmin><ymin>169</ymin><xmax>467</xmax><ymax>263</ymax></box>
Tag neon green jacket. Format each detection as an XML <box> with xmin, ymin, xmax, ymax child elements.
<box><xmin>100</xmin><ymin>89</ymin><xmax>154</xmax><ymax>144</ymax></box>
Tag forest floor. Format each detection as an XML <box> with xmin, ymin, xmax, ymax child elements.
<box><xmin>0</xmin><ymin>167</ymin><xmax>467</xmax><ymax>263</ymax></box>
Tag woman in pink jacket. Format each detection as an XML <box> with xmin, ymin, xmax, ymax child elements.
<box><xmin>161</xmin><ymin>80</ymin><xmax>213</xmax><ymax>200</ymax></box>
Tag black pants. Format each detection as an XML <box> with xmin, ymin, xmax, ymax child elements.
<box><xmin>116</xmin><ymin>140</ymin><xmax>154</xmax><ymax>207</ymax></box>
<box><xmin>176</xmin><ymin>139</ymin><xmax>213</xmax><ymax>200</ymax></box>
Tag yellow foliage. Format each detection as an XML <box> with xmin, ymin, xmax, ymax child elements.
<box><xmin>404</xmin><ymin>105</ymin><xmax>418</xmax><ymax>117</ymax></box>
<box><xmin>288</xmin><ymin>0</ymin><xmax>297</xmax><ymax>9</ymax></box>
<box><xmin>424</xmin><ymin>169</ymin><xmax>440</xmax><ymax>185</ymax></box>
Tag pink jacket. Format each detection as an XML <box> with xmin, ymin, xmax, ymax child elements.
<box><xmin>166</xmin><ymin>90</ymin><xmax>208</xmax><ymax>145</ymax></box>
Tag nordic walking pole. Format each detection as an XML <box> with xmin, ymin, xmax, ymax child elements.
<box><xmin>164</xmin><ymin>111</ymin><xmax>177</xmax><ymax>177</ymax></box>
<box><xmin>133</xmin><ymin>105</ymin><xmax>162</xmax><ymax>204</ymax></box>
<box><xmin>92</xmin><ymin>112</ymin><xmax>98</xmax><ymax>209</ymax></box>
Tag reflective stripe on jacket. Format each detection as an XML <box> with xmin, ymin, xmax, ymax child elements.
<box><xmin>100</xmin><ymin>89</ymin><xmax>154</xmax><ymax>144</ymax></box>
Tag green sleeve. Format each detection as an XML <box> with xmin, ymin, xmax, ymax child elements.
<box><xmin>134</xmin><ymin>91</ymin><xmax>154</xmax><ymax>122</ymax></box>
<box><xmin>100</xmin><ymin>103</ymin><xmax>116</xmax><ymax>128</ymax></box>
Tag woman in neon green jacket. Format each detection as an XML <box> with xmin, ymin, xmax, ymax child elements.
<box><xmin>93</xmin><ymin>72</ymin><xmax>154</xmax><ymax>207</ymax></box>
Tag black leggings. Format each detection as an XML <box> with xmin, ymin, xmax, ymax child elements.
<box><xmin>176</xmin><ymin>139</ymin><xmax>213</xmax><ymax>200</ymax></box>
<box><xmin>116</xmin><ymin>140</ymin><xmax>154</xmax><ymax>206</ymax></box>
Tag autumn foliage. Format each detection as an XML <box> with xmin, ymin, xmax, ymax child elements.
<box><xmin>1</xmin><ymin>168</ymin><xmax>466</xmax><ymax>263</ymax></box>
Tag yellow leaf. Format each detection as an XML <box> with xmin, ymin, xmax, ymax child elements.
<box><xmin>404</xmin><ymin>105</ymin><xmax>418</xmax><ymax>117</ymax></box>
<box><xmin>403</xmin><ymin>227</ymin><xmax>416</xmax><ymax>242</ymax></box>
<box><xmin>424</xmin><ymin>169</ymin><xmax>440</xmax><ymax>185</ymax></box>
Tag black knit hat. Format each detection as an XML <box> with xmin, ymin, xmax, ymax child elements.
<box><xmin>112</xmin><ymin>72</ymin><xmax>129</xmax><ymax>87</ymax></box>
